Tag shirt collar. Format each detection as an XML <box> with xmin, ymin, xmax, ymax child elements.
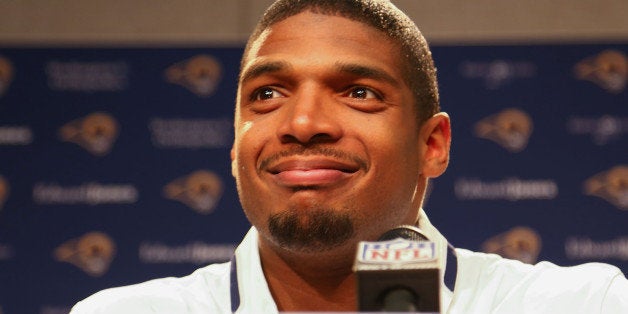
<box><xmin>417</xmin><ymin>208</ymin><xmax>458</xmax><ymax>311</ymax></box>
<box><xmin>231</xmin><ymin>228</ymin><xmax>277</xmax><ymax>313</ymax></box>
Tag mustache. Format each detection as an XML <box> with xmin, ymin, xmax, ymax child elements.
<box><xmin>258</xmin><ymin>146</ymin><xmax>369</xmax><ymax>173</ymax></box>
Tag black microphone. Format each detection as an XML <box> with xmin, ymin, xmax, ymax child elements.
<box><xmin>354</xmin><ymin>225</ymin><xmax>440</xmax><ymax>313</ymax></box>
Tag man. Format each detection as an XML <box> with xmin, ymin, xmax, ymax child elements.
<box><xmin>72</xmin><ymin>0</ymin><xmax>628</xmax><ymax>313</ymax></box>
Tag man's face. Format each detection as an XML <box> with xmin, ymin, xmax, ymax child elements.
<box><xmin>233</xmin><ymin>12</ymin><xmax>428</xmax><ymax>253</ymax></box>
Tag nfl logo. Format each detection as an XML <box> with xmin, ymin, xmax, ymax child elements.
<box><xmin>358</xmin><ymin>239</ymin><xmax>435</xmax><ymax>264</ymax></box>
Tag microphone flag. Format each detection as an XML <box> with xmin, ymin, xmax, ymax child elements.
<box><xmin>354</xmin><ymin>226</ymin><xmax>441</xmax><ymax>313</ymax></box>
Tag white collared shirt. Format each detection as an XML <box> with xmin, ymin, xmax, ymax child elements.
<box><xmin>72</xmin><ymin>212</ymin><xmax>628</xmax><ymax>313</ymax></box>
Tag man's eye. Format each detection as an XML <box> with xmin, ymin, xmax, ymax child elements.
<box><xmin>252</xmin><ymin>87</ymin><xmax>283</xmax><ymax>101</ymax></box>
<box><xmin>349</xmin><ymin>87</ymin><xmax>380</xmax><ymax>99</ymax></box>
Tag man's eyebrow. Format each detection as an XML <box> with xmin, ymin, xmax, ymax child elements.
<box><xmin>335</xmin><ymin>62</ymin><xmax>401</xmax><ymax>87</ymax></box>
<box><xmin>240</xmin><ymin>60</ymin><xmax>292</xmax><ymax>84</ymax></box>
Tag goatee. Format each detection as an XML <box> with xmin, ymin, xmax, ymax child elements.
<box><xmin>268</xmin><ymin>208</ymin><xmax>355</xmax><ymax>252</ymax></box>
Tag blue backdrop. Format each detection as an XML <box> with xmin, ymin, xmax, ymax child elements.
<box><xmin>0</xmin><ymin>44</ymin><xmax>626</xmax><ymax>314</ymax></box>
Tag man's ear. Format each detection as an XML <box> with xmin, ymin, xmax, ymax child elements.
<box><xmin>420</xmin><ymin>112</ymin><xmax>451</xmax><ymax>178</ymax></box>
<box><xmin>230</xmin><ymin>147</ymin><xmax>237</xmax><ymax>178</ymax></box>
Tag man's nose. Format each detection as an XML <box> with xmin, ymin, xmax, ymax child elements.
<box><xmin>276</xmin><ymin>86</ymin><xmax>343</xmax><ymax>145</ymax></box>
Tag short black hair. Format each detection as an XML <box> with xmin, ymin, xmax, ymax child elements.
<box><xmin>241</xmin><ymin>0</ymin><xmax>440</xmax><ymax>122</ymax></box>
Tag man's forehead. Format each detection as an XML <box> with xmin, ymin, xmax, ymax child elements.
<box><xmin>240</xmin><ymin>11</ymin><xmax>401</xmax><ymax>79</ymax></box>
<box><xmin>240</xmin><ymin>27</ymin><xmax>272</xmax><ymax>74</ymax></box>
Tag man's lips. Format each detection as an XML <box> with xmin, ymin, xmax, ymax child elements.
<box><xmin>266</xmin><ymin>158</ymin><xmax>360</xmax><ymax>187</ymax></box>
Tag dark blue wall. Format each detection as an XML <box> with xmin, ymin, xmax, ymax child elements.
<box><xmin>0</xmin><ymin>45</ymin><xmax>626</xmax><ymax>313</ymax></box>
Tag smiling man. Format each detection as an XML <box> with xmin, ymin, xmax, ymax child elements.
<box><xmin>230</xmin><ymin>6</ymin><xmax>450</xmax><ymax>311</ymax></box>
<box><xmin>72</xmin><ymin>0</ymin><xmax>627</xmax><ymax>313</ymax></box>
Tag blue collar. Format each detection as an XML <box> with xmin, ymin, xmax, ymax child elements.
<box><xmin>444</xmin><ymin>243</ymin><xmax>458</xmax><ymax>291</ymax></box>
<box><xmin>229</xmin><ymin>254</ymin><xmax>240</xmax><ymax>313</ymax></box>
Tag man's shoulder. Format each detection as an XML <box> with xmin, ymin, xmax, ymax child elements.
<box><xmin>70</xmin><ymin>262</ymin><xmax>232</xmax><ymax>314</ymax></box>
<box><xmin>453</xmin><ymin>248</ymin><xmax>627</xmax><ymax>313</ymax></box>
<box><xmin>456</xmin><ymin>247</ymin><xmax>623</xmax><ymax>282</ymax></box>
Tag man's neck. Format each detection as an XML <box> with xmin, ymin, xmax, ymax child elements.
<box><xmin>258</xmin><ymin>238</ymin><xmax>358</xmax><ymax>312</ymax></box>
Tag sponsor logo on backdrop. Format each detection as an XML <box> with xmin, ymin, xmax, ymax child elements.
<box><xmin>40</xmin><ymin>306</ymin><xmax>72</xmax><ymax>314</ymax></box>
<box><xmin>54</xmin><ymin>231</ymin><xmax>116</xmax><ymax>277</ymax></box>
<box><xmin>164</xmin><ymin>170</ymin><xmax>223</xmax><ymax>214</ymax></box>
<box><xmin>46</xmin><ymin>61</ymin><xmax>128</xmax><ymax>92</ymax></box>
<box><xmin>482</xmin><ymin>226</ymin><xmax>541</xmax><ymax>264</ymax></box>
<box><xmin>33</xmin><ymin>182</ymin><xmax>138</xmax><ymax>205</ymax></box>
<box><xmin>165</xmin><ymin>55</ymin><xmax>222</xmax><ymax>97</ymax></box>
<box><xmin>59</xmin><ymin>112</ymin><xmax>119</xmax><ymax>156</ymax></box>
<box><xmin>460</xmin><ymin>60</ymin><xmax>537</xmax><ymax>89</ymax></box>
<box><xmin>149</xmin><ymin>118</ymin><xmax>232</xmax><ymax>148</ymax></box>
<box><xmin>574</xmin><ymin>50</ymin><xmax>627</xmax><ymax>93</ymax></box>
<box><xmin>0</xmin><ymin>125</ymin><xmax>33</xmax><ymax>145</ymax></box>
<box><xmin>474</xmin><ymin>108</ymin><xmax>533</xmax><ymax>153</ymax></box>
<box><xmin>455</xmin><ymin>177</ymin><xmax>558</xmax><ymax>201</ymax></box>
<box><xmin>0</xmin><ymin>55</ymin><xmax>14</xmax><ymax>97</ymax></box>
<box><xmin>567</xmin><ymin>115</ymin><xmax>627</xmax><ymax>145</ymax></box>
<box><xmin>565</xmin><ymin>236</ymin><xmax>628</xmax><ymax>261</ymax></box>
<box><xmin>0</xmin><ymin>243</ymin><xmax>14</xmax><ymax>261</ymax></box>
<box><xmin>583</xmin><ymin>165</ymin><xmax>627</xmax><ymax>210</ymax></box>
<box><xmin>139</xmin><ymin>242</ymin><xmax>236</xmax><ymax>264</ymax></box>
<box><xmin>0</xmin><ymin>175</ymin><xmax>8</xmax><ymax>211</ymax></box>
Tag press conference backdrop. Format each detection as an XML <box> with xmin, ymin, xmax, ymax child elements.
<box><xmin>0</xmin><ymin>44</ymin><xmax>626</xmax><ymax>313</ymax></box>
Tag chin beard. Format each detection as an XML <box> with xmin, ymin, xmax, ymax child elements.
<box><xmin>268</xmin><ymin>208</ymin><xmax>355</xmax><ymax>253</ymax></box>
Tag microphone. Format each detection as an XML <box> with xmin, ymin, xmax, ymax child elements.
<box><xmin>354</xmin><ymin>225</ymin><xmax>440</xmax><ymax>313</ymax></box>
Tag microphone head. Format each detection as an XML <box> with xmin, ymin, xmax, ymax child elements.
<box><xmin>355</xmin><ymin>225</ymin><xmax>440</xmax><ymax>313</ymax></box>
<box><xmin>378</xmin><ymin>225</ymin><xmax>429</xmax><ymax>242</ymax></box>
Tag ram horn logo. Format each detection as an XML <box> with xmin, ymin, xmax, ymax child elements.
<box><xmin>482</xmin><ymin>226</ymin><xmax>541</xmax><ymax>264</ymax></box>
<box><xmin>164</xmin><ymin>170</ymin><xmax>223</xmax><ymax>214</ymax></box>
<box><xmin>0</xmin><ymin>56</ymin><xmax>14</xmax><ymax>97</ymax></box>
<box><xmin>574</xmin><ymin>50</ymin><xmax>627</xmax><ymax>93</ymax></box>
<box><xmin>584</xmin><ymin>165</ymin><xmax>628</xmax><ymax>210</ymax></box>
<box><xmin>54</xmin><ymin>231</ymin><xmax>116</xmax><ymax>277</ymax></box>
<box><xmin>474</xmin><ymin>108</ymin><xmax>533</xmax><ymax>153</ymax></box>
<box><xmin>59</xmin><ymin>112</ymin><xmax>119</xmax><ymax>156</ymax></box>
<box><xmin>0</xmin><ymin>175</ymin><xmax>8</xmax><ymax>211</ymax></box>
<box><xmin>165</xmin><ymin>55</ymin><xmax>222</xmax><ymax>97</ymax></box>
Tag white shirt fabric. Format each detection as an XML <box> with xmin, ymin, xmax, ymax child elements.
<box><xmin>71</xmin><ymin>211</ymin><xmax>628</xmax><ymax>313</ymax></box>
